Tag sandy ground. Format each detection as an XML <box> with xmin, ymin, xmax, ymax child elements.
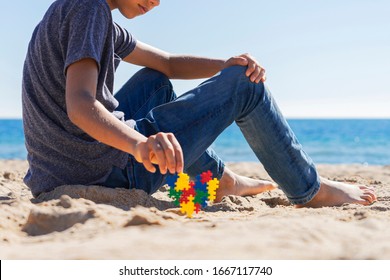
<box><xmin>1</xmin><ymin>160</ymin><xmax>390</xmax><ymax>260</ymax></box>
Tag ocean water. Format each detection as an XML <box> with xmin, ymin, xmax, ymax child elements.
<box><xmin>1</xmin><ymin>119</ymin><xmax>390</xmax><ymax>165</ymax></box>
<box><xmin>0</xmin><ymin>119</ymin><xmax>26</xmax><ymax>160</ymax></box>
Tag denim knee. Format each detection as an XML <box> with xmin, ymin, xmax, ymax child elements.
<box><xmin>220</xmin><ymin>65</ymin><xmax>249</xmax><ymax>83</ymax></box>
<box><xmin>219</xmin><ymin>65</ymin><xmax>265</xmax><ymax>120</ymax></box>
<box><xmin>220</xmin><ymin>65</ymin><xmax>264</xmax><ymax>94</ymax></box>
<box><xmin>115</xmin><ymin>67</ymin><xmax>176</xmax><ymax>121</ymax></box>
<box><xmin>134</xmin><ymin>68</ymin><xmax>173</xmax><ymax>92</ymax></box>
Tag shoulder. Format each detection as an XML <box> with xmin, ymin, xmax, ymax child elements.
<box><xmin>57</xmin><ymin>0</ymin><xmax>111</xmax><ymax>21</ymax></box>
<box><xmin>55</xmin><ymin>0</ymin><xmax>112</xmax><ymax>37</ymax></box>
<box><xmin>79</xmin><ymin>0</ymin><xmax>111</xmax><ymax>13</ymax></box>
<box><xmin>63</xmin><ymin>0</ymin><xmax>109</xmax><ymax>9</ymax></box>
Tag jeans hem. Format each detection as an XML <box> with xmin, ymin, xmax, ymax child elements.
<box><xmin>287</xmin><ymin>177</ymin><xmax>321</xmax><ymax>205</ymax></box>
<box><xmin>212</xmin><ymin>160</ymin><xmax>225</xmax><ymax>181</ymax></box>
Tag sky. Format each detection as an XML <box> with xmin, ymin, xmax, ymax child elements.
<box><xmin>0</xmin><ymin>0</ymin><xmax>389</xmax><ymax>119</ymax></box>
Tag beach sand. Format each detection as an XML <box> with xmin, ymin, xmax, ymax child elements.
<box><xmin>1</xmin><ymin>160</ymin><xmax>390</xmax><ymax>260</ymax></box>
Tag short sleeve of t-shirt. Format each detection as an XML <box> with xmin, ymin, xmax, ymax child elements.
<box><xmin>113</xmin><ymin>22</ymin><xmax>137</xmax><ymax>59</ymax></box>
<box><xmin>61</xmin><ymin>0</ymin><xmax>111</xmax><ymax>74</ymax></box>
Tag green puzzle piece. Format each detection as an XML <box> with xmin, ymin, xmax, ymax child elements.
<box><xmin>168</xmin><ymin>187</ymin><xmax>182</xmax><ymax>206</ymax></box>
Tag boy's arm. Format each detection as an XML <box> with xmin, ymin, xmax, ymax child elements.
<box><xmin>124</xmin><ymin>41</ymin><xmax>266</xmax><ymax>83</ymax></box>
<box><xmin>65</xmin><ymin>58</ymin><xmax>183</xmax><ymax>174</ymax></box>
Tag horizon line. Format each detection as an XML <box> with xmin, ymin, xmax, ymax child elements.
<box><xmin>2</xmin><ymin>116</ymin><xmax>390</xmax><ymax>120</ymax></box>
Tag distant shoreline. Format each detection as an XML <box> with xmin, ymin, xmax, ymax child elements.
<box><xmin>2</xmin><ymin>119</ymin><xmax>390</xmax><ymax>165</ymax></box>
<box><xmin>2</xmin><ymin>117</ymin><xmax>390</xmax><ymax>120</ymax></box>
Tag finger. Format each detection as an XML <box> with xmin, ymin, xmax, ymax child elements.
<box><xmin>249</xmin><ymin>66</ymin><xmax>261</xmax><ymax>83</ymax></box>
<box><xmin>139</xmin><ymin>144</ymin><xmax>156</xmax><ymax>173</ymax></box>
<box><xmin>149</xmin><ymin>136</ymin><xmax>168</xmax><ymax>174</ymax></box>
<box><xmin>245</xmin><ymin>61</ymin><xmax>256</xmax><ymax>77</ymax></box>
<box><xmin>160</xmin><ymin>133</ymin><xmax>184</xmax><ymax>174</ymax></box>
<box><xmin>167</xmin><ymin>133</ymin><xmax>184</xmax><ymax>173</ymax></box>
<box><xmin>155</xmin><ymin>133</ymin><xmax>175</xmax><ymax>174</ymax></box>
<box><xmin>235</xmin><ymin>57</ymin><xmax>248</xmax><ymax>66</ymax></box>
<box><xmin>255</xmin><ymin>68</ymin><xmax>266</xmax><ymax>83</ymax></box>
<box><xmin>225</xmin><ymin>57</ymin><xmax>248</xmax><ymax>68</ymax></box>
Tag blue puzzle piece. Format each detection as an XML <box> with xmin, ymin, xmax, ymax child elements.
<box><xmin>166</xmin><ymin>173</ymin><xmax>179</xmax><ymax>187</ymax></box>
<box><xmin>194</xmin><ymin>175</ymin><xmax>208</xmax><ymax>192</ymax></box>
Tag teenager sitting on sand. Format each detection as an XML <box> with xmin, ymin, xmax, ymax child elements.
<box><xmin>22</xmin><ymin>0</ymin><xmax>376</xmax><ymax>208</ymax></box>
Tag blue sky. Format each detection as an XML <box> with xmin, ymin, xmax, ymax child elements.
<box><xmin>0</xmin><ymin>0</ymin><xmax>389</xmax><ymax>118</ymax></box>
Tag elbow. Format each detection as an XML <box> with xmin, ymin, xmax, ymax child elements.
<box><xmin>67</xmin><ymin>106</ymin><xmax>81</xmax><ymax>126</ymax></box>
<box><xmin>66</xmin><ymin>92</ymin><xmax>95</xmax><ymax>127</ymax></box>
<box><xmin>66</xmin><ymin>103</ymin><xmax>83</xmax><ymax>127</ymax></box>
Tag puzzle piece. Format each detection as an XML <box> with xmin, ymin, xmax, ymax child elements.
<box><xmin>179</xmin><ymin>195</ymin><xmax>190</xmax><ymax>204</ymax></box>
<box><xmin>166</xmin><ymin>173</ymin><xmax>179</xmax><ymax>187</ymax></box>
<box><xmin>175</xmin><ymin>172</ymin><xmax>191</xmax><ymax>191</ymax></box>
<box><xmin>182</xmin><ymin>186</ymin><xmax>196</xmax><ymax>197</ymax></box>
<box><xmin>180</xmin><ymin>195</ymin><xmax>195</xmax><ymax>218</ymax></box>
<box><xmin>179</xmin><ymin>188</ymin><xmax>195</xmax><ymax>204</ymax></box>
<box><xmin>208</xmin><ymin>193</ymin><xmax>217</xmax><ymax>202</ymax></box>
<box><xmin>194</xmin><ymin>175</ymin><xmax>208</xmax><ymax>192</ymax></box>
<box><xmin>207</xmin><ymin>177</ymin><xmax>219</xmax><ymax>190</ymax></box>
<box><xmin>200</xmin><ymin>170</ymin><xmax>213</xmax><ymax>184</ymax></box>
<box><xmin>168</xmin><ymin>187</ymin><xmax>182</xmax><ymax>206</ymax></box>
<box><xmin>194</xmin><ymin>203</ymin><xmax>201</xmax><ymax>214</ymax></box>
<box><xmin>194</xmin><ymin>190</ymin><xmax>208</xmax><ymax>207</ymax></box>
<box><xmin>166</xmin><ymin>171</ymin><xmax>219</xmax><ymax>218</ymax></box>
<box><xmin>207</xmin><ymin>178</ymin><xmax>220</xmax><ymax>202</ymax></box>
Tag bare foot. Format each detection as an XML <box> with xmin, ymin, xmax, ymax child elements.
<box><xmin>296</xmin><ymin>177</ymin><xmax>377</xmax><ymax>208</ymax></box>
<box><xmin>215</xmin><ymin>167</ymin><xmax>277</xmax><ymax>202</ymax></box>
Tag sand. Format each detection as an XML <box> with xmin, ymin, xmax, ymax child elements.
<box><xmin>1</xmin><ymin>160</ymin><xmax>390</xmax><ymax>260</ymax></box>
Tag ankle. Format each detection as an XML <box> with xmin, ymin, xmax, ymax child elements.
<box><xmin>219</xmin><ymin>168</ymin><xmax>239</xmax><ymax>193</ymax></box>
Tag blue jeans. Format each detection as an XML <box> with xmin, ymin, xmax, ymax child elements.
<box><xmin>105</xmin><ymin>66</ymin><xmax>320</xmax><ymax>205</ymax></box>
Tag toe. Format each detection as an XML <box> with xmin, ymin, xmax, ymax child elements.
<box><xmin>365</xmin><ymin>189</ymin><xmax>377</xmax><ymax>201</ymax></box>
<box><xmin>359</xmin><ymin>186</ymin><xmax>377</xmax><ymax>201</ymax></box>
<box><xmin>360</xmin><ymin>195</ymin><xmax>374</xmax><ymax>205</ymax></box>
<box><xmin>361</xmin><ymin>192</ymin><xmax>377</xmax><ymax>204</ymax></box>
<box><xmin>368</xmin><ymin>192</ymin><xmax>378</xmax><ymax>203</ymax></box>
<box><xmin>268</xmin><ymin>183</ymin><xmax>278</xmax><ymax>191</ymax></box>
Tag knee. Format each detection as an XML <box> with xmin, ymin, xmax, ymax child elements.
<box><xmin>134</xmin><ymin>68</ymin><xmax>171</xmax><ymax>87</ymax></box>
<box><xmin>218</xmin><ymin>66</ymin><xmax>268</xmax><ymax>114</ymax></box>
<box><xmin>131</xmin><ymin>68</ymin><xmax>175</xmax><ymax>102</ymax></box>
<box><xmin>220</xmin><ymin>65</ymin><xmax>265</xmax><ymax>89</ymax></box>
<box><xmin>220</xmin><ymin>65</ymin><xmax>265</xmax><ymax>95</ymax></box>
<box><xmin>220</xmin><ymin>65</ymin><xmax>248</xmax><ymax>81</ymax></box>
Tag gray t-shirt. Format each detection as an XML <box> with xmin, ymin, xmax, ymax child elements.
<box><xmin>22</xmin><ymin>0</ymin><xmax>137</xmax><ymax>197</ymax></box>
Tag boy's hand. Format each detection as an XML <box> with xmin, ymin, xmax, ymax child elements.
<box><xmin>134</xmin><ymin>132</ymin><xmax>184</xmax><ymax>174</ymax></box>
<box><xmin>224</xmin><ymin>53</ymin><xmax>266</xmax><ymax>84</ymax></box>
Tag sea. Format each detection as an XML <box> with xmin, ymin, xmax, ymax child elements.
<box><xmin>1</xmin><ymin>119</ymin><xmax>390</xmax><ymax>165</ymax></box>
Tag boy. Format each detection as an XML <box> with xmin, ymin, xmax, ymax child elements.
<box><xmin>22</xmin><ymin>0</ymin><xmax>376</xmax><ymax>207</ymax></box>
